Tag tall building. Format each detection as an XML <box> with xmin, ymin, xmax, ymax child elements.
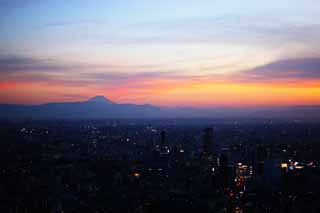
<box><xmin>203</xmin><ymin>127</ymin><xmax>214</xmax><ymax>158</ymax></box>
<box><xmin>219</xmin><ymin>150</ymin><xmax>230</xmax><ymax>187</ymax></box>
<box><xmin>160</xmin><ymin>130</ymin><xmax>166</xmax><ymax>147</ymax></box>
<box><xmin>160</xmin><ymin>130</ymin><xmax>170</xmax><ymax>155</ymax></box>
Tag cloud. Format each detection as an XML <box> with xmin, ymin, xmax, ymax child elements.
<box><xmin>0</xmin><ymin>55</ymin><xmax>64</xmax><ymax>73</ymax></box>
<box><xmin>0</xmin><ymin>55</ymin><xmax>173</xmax><ymax>74</ymax></box>
<box><xmin>0</xmin><ymin>55</ymin><xmax>37</xmax><ymax>65</ymax></box>
<box><xmin>235</xmin><ymin>58</ymin><xmax>320</xmax><ymax>82</ymax></box>
<box><xmin>0</xmin><ymin>55</ymin><xmax>95</xmax><ymax>85</ymax></box>
<box><xmin>99</xmin><ymin>14</ymin><xmax>320</xmax><ymax>49</ymax></box>
<box><xmin>0</xmin><ymin>55</ymin><xmax>189</xmax><ymax>88</ymax></box>
<box><xmin>42</xmin><ymin>20</ymin><xmax>101</xmax><ymax>28</ymax></box>
<box><xmin>2</xmin><ymin>54</ymin><xmax>320</xmax><ymax>90</ymax></box>
<box><xmin>87</xmin><ymin>71</ymin><xmax>182</xmax><ymax>82</ymax></box>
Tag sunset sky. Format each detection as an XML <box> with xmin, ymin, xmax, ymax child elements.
<box><xmin>1</xmin><ymin>0</ymin><xmax>320</xmax><ymax>107</ymax></box>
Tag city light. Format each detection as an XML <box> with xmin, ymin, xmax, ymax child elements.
<box><xmin>133</xmin><ymin>173</ymin><xmax>140</xmax><ymax>178</ymax></box>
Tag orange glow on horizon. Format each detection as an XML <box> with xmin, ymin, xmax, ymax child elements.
<box><xmin>1</xmin><ymin>79</ymin><xmax>320</xmax><ymax>107</ymax></box>
<box><xmin>0</xmin><ymin>82</ymin><xmax>17</xmax><ymax>90</ymax></box>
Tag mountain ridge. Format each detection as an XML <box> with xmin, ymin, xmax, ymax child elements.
<box><xmin>0</xmin><ymin>96</ymin><xmax>320</xmax><ymax>120</ymax></box>
<box><xmin>86</xmin><ymin>96</ymin><xmax>114</xmax><ymax>104</ymax></box>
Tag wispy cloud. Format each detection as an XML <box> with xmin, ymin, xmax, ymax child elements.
<box><xmin>0</xmin><ymin>55</ymin><xmax>161</xmax><ymax>75</ymax></box>
<box><xmin>98</xmin><ymin>14</ymin><xmax>320</xmax><ymax>49</ymax></box>
<box><xmin>0</xmin><ymin>55</ymin><xmax>187</xmax><ymax>87</ymax></box>
<box><xmin>1</xmin><ymin>54</ymin><xmax>320</xmax><ymax>88</ymax></box>
<box><xmin>42</xmin><ymin>19</ymin><xmax>101</xmax><ymax>28</ymax></box>
<box><xmin>0</xmin><ymin>55</ymin><xmax>64</xmax><ymax>73</ymax></box>
<box><xmin>235</xmin><ymin>58</ymin><xmax>320</xmax><ymax>83</ymax></box>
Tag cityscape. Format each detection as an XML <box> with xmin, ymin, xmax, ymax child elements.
<box><xmin>1</xmin><ymin>118</ymin><xmax>320</xmax><ymax>212</ymax></box>
<box><xmin>1</xmin><ymin>1</ymin><xmax>320</xmax><ymax>212</ymax></box>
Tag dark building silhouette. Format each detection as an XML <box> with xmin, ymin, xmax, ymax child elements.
<box><xmin>203</xmin><ymin>127</ymin><xmax>214</xmax><ymax>158</ymax></box>
<box><xmin>219</xmin><ymin>150</ymin><xmax>230</xmax><ymax>187</ymax></box>
<box><xmin>159</xmin><ymin>130</ymin><xmax>170</xmax><ymax>155</ymax></box>
<box><xmin>160</xmin><ymin>130</ymin><xmax>167</xmax><ymax>147</ymax></box>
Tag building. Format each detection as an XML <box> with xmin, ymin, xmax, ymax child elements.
<box><xmin>160</xmin><ymin>130</ymin><xmax>166</xmax><ymax>147</ymax></box>
<box><xmin>203</xmin><ymin>127</ymin><xmax>214</xmax><ymax>159</ymax></box>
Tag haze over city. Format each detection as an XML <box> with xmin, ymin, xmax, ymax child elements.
<box><xmin>1</xmin><ymin>0</ymin><xmax>320</xmax><ymax>107</ymax></box>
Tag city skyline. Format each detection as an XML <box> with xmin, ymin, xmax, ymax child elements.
<box><xmin>1</xmin><ymin>0</ymin><xmax>320</xmax><ymax>107</ymax></box>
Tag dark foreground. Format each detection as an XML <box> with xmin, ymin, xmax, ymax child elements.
<box><xmin>1</xmin><ymin>119</ymin><xmax>320</xmax><ymax>213</ymax></box>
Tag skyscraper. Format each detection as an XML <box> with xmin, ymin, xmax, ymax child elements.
<box><xmin>203</xmin><ymin>127</ymin><xmax>214</xmax><ymax>158</ymax></box>
<box><xmin>160</xmin><ymin>130</ymin><xmax>166</xmax><ymax>147</ymax></box>
<box><xmin>160</xmin><ymin>130</ymin><xmax>170</xmax><ymax>155</ymax></box>
<box><xmin>219</xmin><ymin>149</ymin><xmax>231</xmax><ymax>188</ymax></box>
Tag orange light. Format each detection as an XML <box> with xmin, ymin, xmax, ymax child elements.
<box><xmin>133</xmin><ymin>172</ymin><xmax>140</xmax><ymax>178</ymax></box>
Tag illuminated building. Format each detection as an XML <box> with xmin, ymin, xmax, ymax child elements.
<box><xmin>159</xmin><ymin>130</ymin><xmax>170</xmax><ymax>155</ymax></box>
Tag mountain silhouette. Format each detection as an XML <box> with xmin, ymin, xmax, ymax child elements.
<box><xmin>0</xmin><ymin>96</ymin><xmax>320</xmax><ymax>120</ymax></box>
<box><xmin>86</xmin><ymin>96</ymin><xmax>114</xmax><ymax>104</ymax></box>
<box><xmin>0</xmin><ymin>96</ymin><xmax>163</xmax><ymax>119</ymax></box>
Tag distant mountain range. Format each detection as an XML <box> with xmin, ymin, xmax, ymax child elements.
<box><xmin>0</xmin><ymin>96</ymin><xmax>320</xmax><ymax>120</ymax></box>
